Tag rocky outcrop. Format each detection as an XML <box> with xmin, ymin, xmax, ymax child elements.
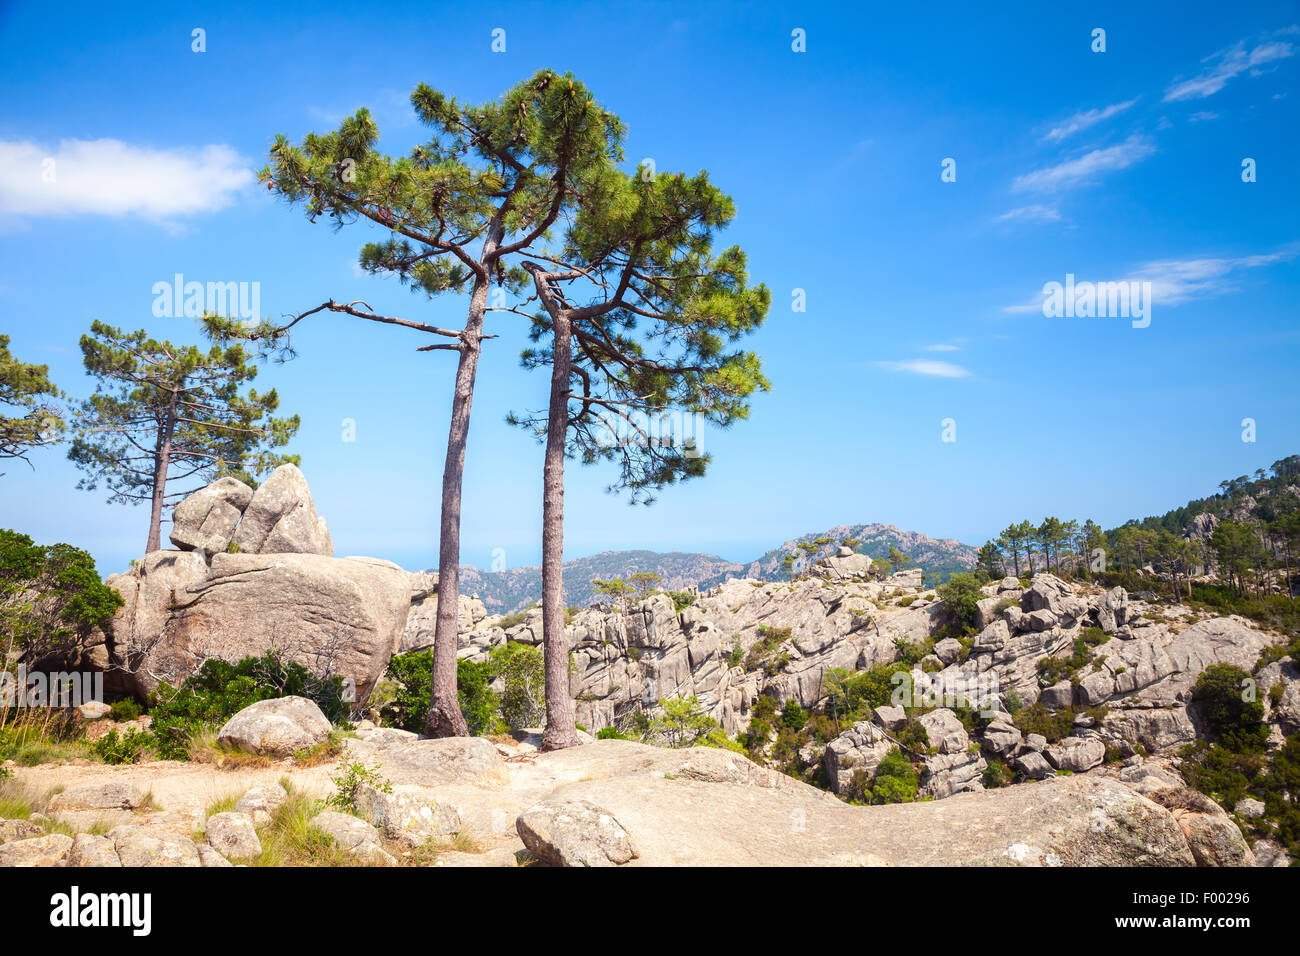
<box><xmin>102</xmin><ymin>469</ymin><xmax>410</xmax><ymax>702</ymax></box>
<box><xmin>516</xmin><ymin>800</ymin><xmax>639</xmax><ymax>867</ymax></box>
<box><xmin>141</xmin><ymin>553</ymin><xmax>410</xmax><ymax>700</ymax></box>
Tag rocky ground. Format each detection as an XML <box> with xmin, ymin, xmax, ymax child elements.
<box><xmin>0</xmin><ymin>723</ymin><xmax>1258</xmax><ymax>867</ymax></box>
<box><xmin>15</xmin><ymin>469</ymin><xmax>1295</xmax><ymax>867</ymax></box>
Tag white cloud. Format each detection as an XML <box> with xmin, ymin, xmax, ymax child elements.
<box><xmin>922</xmin><ymin>343</ymin><xmax>960</xmax><ymax>352</ymax></box>
<box><xmin>995</xmin><ymin>204</ymin><xmax>1062</xmax><ymax>224</ymax></box>
<box><xmin>1042</xmin><ymin>98</ymin><xmax>1139</xmax><ymax>142</ymax></box>
<box><xmin>1012</xmin><ymin>136</ymin><xmax>1155</xmax><ymax>192</ymax></box>
<box><xmin>1188</xmin><ymin>111</ymin><xmax>1220</xmax><ymax>122</ymax></box>
<box><xmin>0</xmin><ymin>138</ymin><xmax>253</xmax><ymax>224</ymax></box>
<box><xmin>1001</xmin><ymin>245</ymin><xmax>1299</xmax><ymax>312</ymax></box>
<box><xmin>1163</xmin><ymin>36</ymin><xmax>1295</xmax><ymax>101</ymax></box>
<box><xmin>875</xmin><ymin>359</ymin><xmax>969</xmax><ymax>378</ymax></box>
<box><xmin>1129</xmin><ymin>248</ymin><xmax>1298</xmax><ymax>304</ymax></box>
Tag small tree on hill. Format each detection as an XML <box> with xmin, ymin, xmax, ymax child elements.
<box><xmin>68</xmin><ymin>321</ymin><xmax>300</xmax><ymax>554</ymax></box>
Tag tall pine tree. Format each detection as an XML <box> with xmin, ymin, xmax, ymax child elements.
<box><xmin>511</xmin><ymin>165</ymin><xmax>769</xmax><ymax>749</ymax></box>
<box><xmin>207</xmin><ymin>70</ymin><xmax>622</xmax><ymax>737</ymax></box>
<box><xmin>0</xmin><ymin>334</ymin><xmax>63</xmax><ymax>475</ymax></box>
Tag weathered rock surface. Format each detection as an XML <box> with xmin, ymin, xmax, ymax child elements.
<box><xmin>169</xmin><ymin>476</ymin><xmax>254</xmax><ymax>554</ymax></box>
<box><xmin>140</xmin><ymin>553</ymin><xmax>410</xmax><ymax>700</ymax></box>
<box><xmin>312</xmin><ymin>811</ymin><xmax>394</xmax><ymax>865</ymax></box>
<box><xmin>230</xmin><ymin>464</ymin><xmax>333</xmax><ymax>556</ymax></box>
<box><xmin>0</xmin><ymin>833</ymin><xmax>73</xmax><ymax>867</ymax></box>
<box><xmin>355</xmin><ymin>783</ymin><xmax>461</xmax><ymax>848</ymax></box>
<box><xmin>218</xmin><ymin>696</ymin><xmax>332</xmax><ymax>757</ymax></box>
<box><xmin>235</xmin><ymin>783</ymin><xmax>287</xmax><ymax>827</ymax></box>
<box><xmin>205</xmin><ymin>811</ymin><xmax>261</xmax><ymax>860</ymax></box>
<box><xmin>48</xmin><ymin>782</ymin><xmax>144</xmax><ymax>812</ymax></box>
<box><xmin>516</xmin><ymin>799</ymin><xmax>638</xmax><ymax>867</ymax></box>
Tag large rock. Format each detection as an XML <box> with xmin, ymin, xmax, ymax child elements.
<box><xmin>349</xmin><ymin>736</ymin><xmax>509</xmax><ymax>789</ymax></box>
<box><xmin>516</xmin><ymin>800</ymin><xmax>638</xmax><ymax>867</ymax></box>
<box><xmin>1137</xmin><ymin>617</ymin><xmax>1275</xmax><ymax>704</ymax></box>
<box><xmin>918</xmin><ymin>708</ymin><xmax>969</xmax><ymax>755</ymax></box>
<box><xmin>1044</xmin><ymin>736</ymin><xmax>1106</xmax><ymax>773</ymax></box>
<box><xmin>1145</xmin><ymin>788</ymin><xmax>1254</xmax><ymax>867</ymax></box>
<box><xmin>230</xmin><ymin>464</ymin><xmax>333</xmax><ymax>556</ymax></box>
<box><xmin>355</xmin><ymin>784</ymin><xmax>462</xmax><ymax>848</ymax></box>
<box><xmin>217</xmin><ymin>696</ymin><xmax>332</xmax><ymax>757</ymax></box>
<box><xmin>140</xmin><ymin>552</ymin><xmax>411</xmax><ymax>700</ymax></box>
<box><xmin>311</xmin><ymin>811</ymin><xmax>394</xmax><ymax>865</ymax></box>
<box><xmin>235</xmin><ymin>784</ymin><xmax>288</xmax><ymax>827</ymax></box>
<box><xmin>48</xmin><ymin>782</ymin><xmax>144</xmax><ymax>812</ymax></box>
<box><xmin>68</xmin><ymin>833</ymin><xmax>121</xmax><ymax>867</ymax></box>
<box><xmin>169</xmin><ymin>476</ymin><xmax>254</xmax><ymax>554</ymax></box>
<box><xmin>108</xmin><ymin>825</ymin><xmax>201</xmax><ymax>867</ymax></box>
<box><xmin>103</xmin><ymin>549</ymin><xmax>209</xmax><ymax>690</ymax></box>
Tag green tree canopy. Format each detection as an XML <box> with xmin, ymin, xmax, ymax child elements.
<box><xmin>0</xmin><ymin>334</ymin><xmax>63</xmax><ymax>475</ymax></box>
<box><xmin>68</xmin><ymin>320</ymin><xmax>299</xmax><ymax>553</ymax></box>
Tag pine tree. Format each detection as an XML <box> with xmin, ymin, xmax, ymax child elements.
<box><xmin>68</xmin><ymin>321</ymin><xmax>300</xmax><ymax>554</ymax></box>
<box><xmin>207</xmin><ymin>70</ymin><xmax>622</xmax><ymax>738</ymax></box>
<box><xmin>0</xmin><ymin>334</ymin><xmax>63</xmax><ymax>475</ymax></box>
<box><xmin>511</xmin><ymin>165</ymin><xmax>769</xmax><ymax>749</ymax></box>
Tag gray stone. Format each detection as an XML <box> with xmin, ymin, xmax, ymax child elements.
<box><xmin>217</xmin><ymin>696</ymin><xmax>331</xmax><ymax>757</ymax></box>
<box><xmin>235</xmin><ymin>783</ymin><xmax>287</xmax><ymax>827</ymax></box>
<box><xmin>0</xmin><ymin>833</ymin><xmax>73</xmax><ymax>867</ymax></box>
<box><xmin>68</xmin><ymin>833</ymin><xmax>121</xmax><ymax>867</ymax></box>
<box><xmin>516</xmin><ymin>800</ymin><xmax>638</xmax><ymax>867</ymax></box>
<box><xmin>1044</xmin><ymin>736</ymin><xmax>1106</xmax><ymax>773</ymax></box>
<box><xmin>48</xmin><ymin>782</ymin><xmax>144</xmax><ymax>812</ymax></box>
<box><xmin>205</xmin><ymin>811</ymin><xmax>261</xmax><ymax>860</ymax></box>
<box><xmin>230</xmin><ymin>464</ymin><xmax>332</xmax><ymax>555</ymax></box>
<box><xmin>169</xmin><ymin>476</ymin><xmax>254</xmax><ymax>554</ymax></box>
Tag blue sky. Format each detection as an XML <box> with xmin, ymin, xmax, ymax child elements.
<box><xmin>1</xmin><ymin>1</ymin><xmax>1297</xmax><ymax>576</ymax></box>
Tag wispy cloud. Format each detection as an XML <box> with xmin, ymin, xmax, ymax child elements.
<box><xmin>995</xmin><ymin>204</ymin><xmax>1062</xmax><ymax>224</ymax></box>
<box><xmin>922</xmin><ymin>343</ymin><xmax>960</xmax><ymax>352</ymax></box>
<box><xmin>1001</xmin><ymin>245</ymin><xmax>1299</xmax><ymax>313</ymax></box>
<box><xmin>1188</xmin><ymin>111</ymin><xmax>1220</xmax><ymax>122</ymax></box>
<box><xmin>1012</xmin><ymin>135</ymin><xmax>1155</xmax><ymax>192</ymax></box>
<box><xmin>1130</xmin><ymin>248</ymin><xmax>1299</xmax><ymax>304</ymax></box>
<box><xmin>0</xmin><ymin>138</ymin><xmax>252</xmax><ymax>225</ymax></box>
<box><xmin>1163</xmin><ymin>34</ymin><xmax>1296</xmax><ymax>102</ymax></box>
<box><xmin>875</xmin><ymin>359</ymin><xmax>969</xmax><ymax>378</ymax></box>
<box><xmin>1042</xmin><ymin>98</ymin><xmax>1139</xmax><ymax>142</ymax></box>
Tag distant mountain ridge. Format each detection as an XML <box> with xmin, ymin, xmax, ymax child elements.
<box><xmin>444</xmin><ymin>524</ymin><xmax>979</xmax><ymax>614</ymax></box>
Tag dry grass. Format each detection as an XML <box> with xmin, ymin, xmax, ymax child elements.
<box><xmin>187</xmin><ymin>726</ymin><xmax>273</xmax><ymax>769</ymax></box>
<box><xmin>0</xmin><ymin>708</ymin><xmax>89</xmax><ymax>766</ymax></box>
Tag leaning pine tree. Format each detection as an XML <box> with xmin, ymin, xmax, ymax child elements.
<box><xmin>206</xmin><ymin>70</ymin><xmax>621</xmax><ymax>737</ymax></box>
<box><xmin>68</xmin><ymin>320</ymin><xmax>300</xmax><ymax>553</ymax></box>
<box><xmin>510</xmin><ymin>165</ymin><xmax>770</xmax><ymax>749</ymax></box>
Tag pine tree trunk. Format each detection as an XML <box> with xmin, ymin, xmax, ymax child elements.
<box><xmin>144</xmin><ymin>395</ymin><xmax>177</xmax><ymax>553</ymax></box>
<box><xmin>539</xmin><ymin>306</ymin><xmax>580</xmax><ymax>751</ymax></box>
<box><xmin>422</xmin><ymin>278</ymin><xmax>490</xmax><ymax>739</ymax></box>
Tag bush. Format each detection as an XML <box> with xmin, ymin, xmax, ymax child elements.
<box><xmin>596</xmin><ymin>726</ymin><xmax>627</xmax><ymax>740</ymax></box>
<box><xmin>149</xmin><ymin>652</ymin><xmax>348</xmax><ymax>760</ymax></box>
<box><xmin>666</xmin><ymin>590</ymin><xmax>697</xmax><ymax>613</ymax></box>
<box><xmin>870</xmin><ymin>748</ymin><xmax>919</xmax><ymax>804</ymax></box>
<box><xmin>108</xmin><ymin>697</ymin><xmax>143</xmax><ymax>722</ymax></box>
<box><xmin>935</xmin><ymin>572</ymin><xmax>983</xmax><ymax>637</ymax></box>
<box><xmin>1192</xmin><ymin>664</ymin><xmax>1267</xmax><ymax>752</ymax></box>
<box><xmin>0</xmin><ymin>529</ymin><xmax>123</xmax><ymax>659</ymax></box>
<box><xmin>91</xmin><ymin>728</ymin><xmax>151</xmax><ymax>764</ymax></box>
<box><xmin>780</xmin><ymin>699</ymin><xmax>807</xmax><ymax>730</ymax></box>
<box><xmin>380</xmin><ymin>651</ymin><xmax>499</xmax><ymax>736</ymax></box>
<box><xmin>322</xmin><ymin>758</ymin><xmax>391</xmax><ymax>813</ymax></box>
<box><xmin>491</xmin><ymin>642</ymin><xmax>545</xmax><ymax>731</ymax></box>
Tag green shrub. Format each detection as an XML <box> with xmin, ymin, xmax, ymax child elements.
<box><xmin>667</xmin><ymin>590</ymin><xmax>697</xmax><ymax>613</ymax></box>
<box><xmin>91</xmin><ymin>728</ymin><xmax>151</xmax><ymax>764</ymax></box>
<box><xmin>596</xmin><ymin>726</ymin><xmax>627</xmax><ymax>740</ymax></box>
<box><xmin>108</xmin><ymin>697</ymin><xmax>143</xmax><ymax>722</ymax></box>
<box><xmin>322</xmin><ymin>758</ymin><xmax>391</xmax><ymax>814</ymax></box>
<box><xmin>780</xmin><ymin>699</ymin><xmax>807</xmax><ymax>730</ymax></box>
<box><xmin>870</xmin><ymin>748</ymin><xmax>919</xmax><ymax>804</ymax></box>
<box><xmin>1192</xmin><ymin>664</ymin><xmax>1267</xmax><ymax>752</ymax></box>
<box><xmin>491</xmin><ymin>641</ymin><xmax>545</xmax><ymax>731</ymax></box>
<box><xmin>1013</xmin><ymin>702</ymin><xmax>1076</xmax><ymax>743</ymax></box>
<box><xmin>935</xmin><ymin>572</ymin><xmax>983</xmax><ymax>636</ymax></box>
<box><xmin>380</xmin><ymin>650</ymin><xmax>499</xmax><ymax>736</ymax></box>
<box><xmin>149</xmin><ymin>652</ymin><xmax>347</xmax><ymax>760</ymax></box>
